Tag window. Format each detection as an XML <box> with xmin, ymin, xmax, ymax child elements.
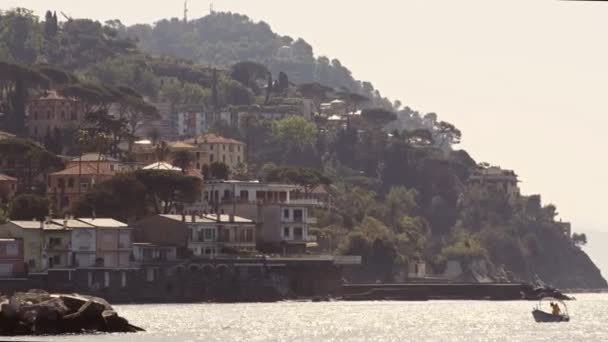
<box><xmin>196</xmin><ymin>152</ymin><xmax>200</xmax><ymax>159</ymax></box>
<box><xmin>223</xmin><ymin>190</ymin><xmax>231</xmax><ymax>201</ymax></box>
<box><xmin>283</xmin><ymin>209</ymin><xmax>289</xmax><ymax>219</ymax></box>
<box><xmin>51</xmin><ymin>255</ymin><xmax>61</xmax><ymax>266</ymax></box>
<box><xmin>229</xmin><ymin>145</ymin><xmax>234</xmax><ymax>152</ymax></box>
<box><xmin>294</xmin><ymin>209</ymin><xmax>303</xmax><ymax>222</ymax></box>
<box><xmin>204</xmin><ymin>228</ymin><xmax>215</xmax><ymax>241</ymax></box>
<box><xmin>283</xmin><ymin>227</ymin><xmax>290</xmax><ymax>239</ymax></box>
<box><xmin>210</xmin><ymin>154</ymin><xmax>214</xmax><ymax>162</ymax></box>
<box><xmin>210</xmin><ymin>144</ymin><xmax>214</xmax><ymax>150</ymax></box>
<box><xmin>223</xmin><ymin>145</ymin><xmax>226</xmax><ymax>151</ymax></box>
<box><xmin>110</xmin><ymin>164</ymin><xmax>115</xmax><ymax>172</ymax></box>
<box><xmin>222</xmin><ymin>155</ymin><xmax>226</xmax><ymax>163</ymax></box>
<box><xmin>246</xmin><ymin>228</ymin><xmax>253</xmax><ymax>242</ymax></box>
<box><xmin>67</xmin><ymin>178</ymin><xmax>74</xmax><ymax>188</ymax></box>
<box><xmin>58</xmin><ymin>178</ymin><xmax>65</xmax><ymax>188</ymax></box>
<box><xmin>240</xmin><ymin>190</ymin><xmax>249</xmax><ymax>201</ymax></box>
<box><xmin>49</xmin><ymin>237</ymin><xmax>61</xmax><ymax>246</ymax></box>
<box><xmin>294</xmin><ymin>227</ymin><xmax>303</xmax><ymax>241</ymax></box>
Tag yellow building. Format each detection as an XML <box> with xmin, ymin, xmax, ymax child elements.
<box><xmin>132</xmin><ymin>134</ymin><xmax>246</xmax><ymax>173</ymax></box>
<box><xmin>0</xmin><ymin>220</ymin><xmax>70</xmax><ymax>272</ymax></box>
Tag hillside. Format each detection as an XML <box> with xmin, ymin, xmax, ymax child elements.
<box><xmin>0</xmin><ymin>8</ymin><xmax>605</xmax><ymax>289</ymax></box>
<box><xmin>119</xmin><ymin>12</ymin><xmax>394</xmax><ymax>109</ymax></box>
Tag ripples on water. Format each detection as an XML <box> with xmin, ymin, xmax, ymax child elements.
<box><xmin>5</xmin><ymin>294</ymin><xmax>608</xmax><ymax>342</ymax></box>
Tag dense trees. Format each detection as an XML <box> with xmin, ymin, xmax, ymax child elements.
<box><xmin>8</xmin><ymin>194</ymin><xmax>49</xmax><ymax>220</ymax></box>
<box><xmin>76</xmin><ymin>170</ymin><xmax>202</xmax><ymax>220</ymax></box>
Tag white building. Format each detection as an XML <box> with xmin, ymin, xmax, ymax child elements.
<box><xmin>71</xmin><ymin>218</ymin><xmax>132</xmax><ymax>269</ymax></box>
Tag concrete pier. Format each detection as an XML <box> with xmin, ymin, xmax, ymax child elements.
<box><xmin>341</xmin><ymin>283</ymin><xmax>569</xmax><ymax>301</ymax></box>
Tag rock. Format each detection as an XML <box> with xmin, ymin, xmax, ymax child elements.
<box><xmin>102</xmin><ymin>310</ymin><xmax>130</xmax><ymax>332</ymax></box>
<box><xmin>0</xmin><ymin>291</ymin><xmax>144</xmax><ymax>336</ymax></box>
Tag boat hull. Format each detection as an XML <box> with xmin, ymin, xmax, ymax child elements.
<box><xmin>532</xmin><ymin>310</ymin><xmax>569</xmax><ymax>323</ymax></box>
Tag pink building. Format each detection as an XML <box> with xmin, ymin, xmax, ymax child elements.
<box><xmin>0</xmin><ymin>238</ymin><xmax>25</xmax><ymax>277</ymax></box>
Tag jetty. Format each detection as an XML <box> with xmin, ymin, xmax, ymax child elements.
<box><xmin>341</xmin><ymin>283</ymin><xmax>571</xmax><ymax>301</ymax></box>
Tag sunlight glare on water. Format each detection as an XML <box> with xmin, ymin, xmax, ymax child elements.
<box><xmin>5</xmin><ymin>294</ymin><xmax>608</xmax><ymax>342</ymax></box>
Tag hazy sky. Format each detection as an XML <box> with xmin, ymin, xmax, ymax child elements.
<box><xmin>5</xmin><ymin>0</ymin><xmax>608</xmax><ymax>233</ymax></box>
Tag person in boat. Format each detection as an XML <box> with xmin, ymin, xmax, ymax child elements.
<box><xmin>551</xmin><ymin>302</ymin><xmax>561</xmax><ymax>316</ymax></box>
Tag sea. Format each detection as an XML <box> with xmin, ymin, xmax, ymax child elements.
<box><xmin>4</xmin><ymin>293</ymin><xmax>608</xmax><ymax>342</ymax></box>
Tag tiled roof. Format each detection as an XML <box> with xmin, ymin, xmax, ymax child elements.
<box><xmin>186</xmin><ymin>168</ymin><xmax>204</xmax><ymax>179</ymax></box>
<box><xmin>184</xmin><ymin>134</ymin><xmax>245</xmax><ymax>146</ymax></box>
<box><xmin>77</xmin><ymin>218</ymin><xmax>129</xmax><ymax>228</ymax></box>
<box><xmin>50</xmin><ymin>164</ymin><xmax>115</xmax><ymax>176</ymax></box>
<box><xmin>142</xmin><ymin>162</ymin><xmax>182</xmax><ymax>171</ymax></box>
<box><xmin>0</xmin><ymin>173</ymin><xmax>17</xmax><ymax>182</ymax></box>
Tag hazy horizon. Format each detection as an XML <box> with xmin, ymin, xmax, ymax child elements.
<box><xmin>4</xmin><ymin>1</ymin><xmax>608</xmax><ymax>235</ymax></box>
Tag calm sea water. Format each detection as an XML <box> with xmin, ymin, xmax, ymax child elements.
<box><xmin>4</xmin><ymin>294</ymin><xmax>608</xmax><ymax>342</ymax></box>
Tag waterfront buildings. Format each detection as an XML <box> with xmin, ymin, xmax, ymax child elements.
<box><xmin>0</xmin><ymin>220</ymin><xmax>66</xmax><ymax>272</ymax></box>
<box><xmin>76</xmin><ymin>218</ymin><xmax>132</xmax><ymax>268</ymax></box>
<box><xmin>192</xmin><ymin>180</ymin><xmax>319</xmax><ymax>254</ymax></box>
<box><xmin>0</xmin><ymin>238</ymin><xmax>25</xmax><ymax>277</ymax></box>
<box><xmin>0</xmin><ymin>217</ymin><xmax>133</xmax><ymax>273</ymax></box>
<box><xmin>133</xmin><ymin>213</ymin><xmax>255</xmax><ymax>259</ymax></box>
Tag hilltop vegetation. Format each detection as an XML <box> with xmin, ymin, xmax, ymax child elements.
<box><xmin>0</xmin><ymin>8</ymin><xmax>605</xmax><ymax>288</ymax></box>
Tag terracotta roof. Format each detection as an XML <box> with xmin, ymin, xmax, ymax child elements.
<box><xmin>184</xmin><ymin>134</ymin><xmax>245</xmax><ymax>146</ymax></box>
<box><xmin>50</xmin><ymin>164</ymin><xmax>116</xmax><ymax>176</ymax></box>
<box><xmin>0</xmin><ymin>173</ymin><xmax>17</xmax><ymax>182</ymax></box>
<box><xmin>186</xmin><ymin>168</ymin><xmax>204</xmax><ymax>179</ymax></box>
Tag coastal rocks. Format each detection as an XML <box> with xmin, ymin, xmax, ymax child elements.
<box><xmin>0</xmin><ymin>290</ymin><xmax>144</xmax><ymax>336</ymax></box>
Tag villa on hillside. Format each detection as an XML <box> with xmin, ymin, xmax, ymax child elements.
<box><xmin>26</xmin><ymin>90</ymin><xmax>86</xmax><ymax>142</ymax></box>
<box><xmin>467</xmin><ymin>166</ymin><xmax>521</xmax><ymax>203</ymax></box>
<box><xmin>47</xmin><ymin>153</ymin><xmax>126</xmax><ymax>213</ymax></box>
<box><xmin>132</xmin><ymin>134</ymin><xmax>246</xmax><ymax>172</ymax></box>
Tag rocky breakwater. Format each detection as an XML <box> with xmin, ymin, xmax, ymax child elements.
<box><xmin>0</xmin><ymin>289</ymin><xmax>144</xmax><ymax>336</ymax></box>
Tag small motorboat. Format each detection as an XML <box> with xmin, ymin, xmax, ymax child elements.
<box><xmin>532</xmin><ymin>297</ymin><xmax>570</xmax><ymax>323</ymax></box>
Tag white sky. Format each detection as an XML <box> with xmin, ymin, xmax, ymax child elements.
<box><xmin>5</xmin><ymin>0</ymin><xmax>608</xmax><ymax>234</ymax></box>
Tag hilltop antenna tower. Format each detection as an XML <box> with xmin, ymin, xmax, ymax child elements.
<box><xmin>184</xmin><ymin>0</ymin><xmax>189</xmax><ymax>22</ymax></box>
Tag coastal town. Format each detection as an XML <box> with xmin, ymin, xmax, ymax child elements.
<box><xmin>0</xmin><ymin>8</ymin><xmax>604</xmax><ymax>306</ymax></box>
